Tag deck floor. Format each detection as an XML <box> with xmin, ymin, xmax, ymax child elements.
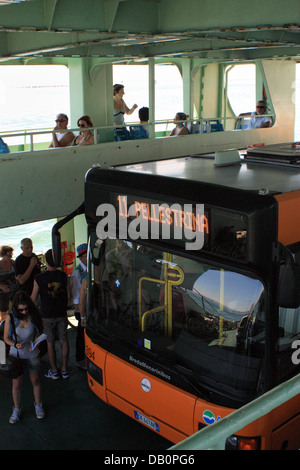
<box><xmin>0</xmin><ymin>318</ymin><xmax>171</xmax><ymax>450</ymax></box>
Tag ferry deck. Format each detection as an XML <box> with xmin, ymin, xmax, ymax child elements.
<box><xmin>0</xmin><ymin>316</ymin><xmax>171</xmax><ymax>451</ymax></box>
<box><xmin>0</xmin><ymin>0</ymin><xmax>299</xmax><ymax>451</ymax></box>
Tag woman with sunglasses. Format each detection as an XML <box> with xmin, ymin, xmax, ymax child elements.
<box><xmin>3</xmin><ymin>290</ymin><xmax>45</xmax><ymax>424</ymax></box>
<box><xmin>72</xmin><ymin>115</ymin><xmax>95</xmax><ymax>146</ymax></box>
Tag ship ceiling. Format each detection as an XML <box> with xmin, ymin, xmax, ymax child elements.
<box><xmin>0</xmin><ymin>0</ymin><xmax>299</xmax><ymax>63</ymax></box>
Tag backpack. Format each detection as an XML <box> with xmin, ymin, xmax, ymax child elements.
<box><xmin>0</xmin><ymin>314</ymin><xmax>20</xmax><ymax>378</ymax></box>
<box><xmin>0</xmin><ymin>137</ymin><xmax>9</xmax><ymax>154</ymax></box>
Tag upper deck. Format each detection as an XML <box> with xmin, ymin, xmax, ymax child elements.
<box><xmin>0</xmin><ymin>0</ymin><xmax>298</xmax><ymax>232</ymax></box>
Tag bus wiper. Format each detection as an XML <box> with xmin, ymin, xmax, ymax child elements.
<box><xmin>172</xmin><ymin>363</ymin><xmax>212</xmax><ymax>401</ymax></box>
<box><xmin>150</xmin><ymin>353</ymin><xmax>211</xmax><ymax>401</ymax></box>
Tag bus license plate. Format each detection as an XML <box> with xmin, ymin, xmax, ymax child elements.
<box><xmin>134</xmin><ymin>411</ymin><xmax>160</xmax><ymax>432</ymax></box>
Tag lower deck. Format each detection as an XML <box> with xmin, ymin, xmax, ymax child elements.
<box><xmin>0</xmin><ymin>319</ymin><xmax>171</xmax><ymax>450</ymax></box>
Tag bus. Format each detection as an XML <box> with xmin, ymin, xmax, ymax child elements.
<box><xmin>53</xmin><ymin>144</ymin><xmax>300</xmax><ymax>450</ymax></box>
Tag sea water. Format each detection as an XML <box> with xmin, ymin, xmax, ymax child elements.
<box><xmin>0</xmin><ymin>219</ymin><xmax>56</xmax><ymax>257</ymax></box>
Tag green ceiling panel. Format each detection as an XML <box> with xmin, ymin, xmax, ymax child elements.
<box><xmin>0</xmin><ymin>0</ymin><xmax>299</xmax><ymax>62</ymax></box>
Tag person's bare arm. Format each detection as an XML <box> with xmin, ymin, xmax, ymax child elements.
<box><xmin>31</xmin><ymin>279</ymin><xmax>39</xmax><ymax>303</ymax></box>
<box><xmin>49</xmin><ymin>131</ymin><xmax>75</xmax><ymax>148</ymax></box>
<box><xmin>124</xmin><ymin>101</ymin><xmax>138</xmax><ymax>115</ymax></box>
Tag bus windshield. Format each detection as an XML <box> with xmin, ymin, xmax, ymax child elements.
<box><xmin>87</xmin><ymin>236</ymin><xmax>265</xmax><ymax>406</ymax></box>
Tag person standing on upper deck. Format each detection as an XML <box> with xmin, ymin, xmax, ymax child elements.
<box><xmin>113</xmin><ymin>84</ymin><xmax>138</xmax><ymax>126</ymax></box>
<box><xmin>49</xmin><ymin>113</ymin><xmax>75</xmax><ymax>148</ymax></box>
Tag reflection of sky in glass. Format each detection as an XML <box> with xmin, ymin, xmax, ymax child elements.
<box><xmin>194</xmin><ymin>270</ymin><xmax>263</xmax><ymax>314</ymax></box>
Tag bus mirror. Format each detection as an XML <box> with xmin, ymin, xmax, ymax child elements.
<box><xmin>277</xmin><ymin>261</ymin><xmax>300</xmax><ymax>308</ymax></box>
<box><xmin>51</xmin><ymin>202</ymin><xmax>85</xmax><ymax>268</ymax></box>
<box><xmin>90</xmin><ymin>235</ymin><xmax>103</xmax><ymax>266</ymax></box>
<box><xmin>52</xmin><ymin>226</ymin><xmax>61</xmax><ymax>267</ymax></box>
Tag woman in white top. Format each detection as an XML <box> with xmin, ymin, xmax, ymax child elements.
<box><xmin>113</xmin><ymin>84</ymin><xmax>138</xmax><ymax>126</ymax></box>
<box><xmin>4</xmin><ymin>291</ymin><xmax>45</xmax><ymax>423</ymax></box>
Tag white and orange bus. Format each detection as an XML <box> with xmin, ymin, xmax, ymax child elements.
<box><xmin>53</xmin><ymin>144</ymin><xmax>300</xmax><ymax>449</ymax></box>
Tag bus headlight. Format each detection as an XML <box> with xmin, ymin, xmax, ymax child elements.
<box><xmin>225</xmin><ymin>435</ymin><xmax>261</xmax><ymax>450</ymax></box>
<box><xmin>87</xmin><ymin>358</ymin><xmax>103</xmax><ymax>385</ymax></box>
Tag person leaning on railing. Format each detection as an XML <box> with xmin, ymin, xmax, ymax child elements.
<box><xmin>169</xmin><ymin>112</ymin><xmax>190</xmax><ymax>136</ymax></box>
<box><xmin>71</xmin><ymin>115</ymin><xmax>95</xmax><ymax>146</ymax></box>
<box><xmin>49</xmin><ymin>113</ymin><xmax>75</xmax><ymax>148</ymax></box>
<box><xmin>238</xmin><ymin>100</ymin><xmax>272</xmax><ymax>129</ymax></box>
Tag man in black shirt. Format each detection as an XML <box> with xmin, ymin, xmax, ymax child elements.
<box><xmin>31</xmin><ymin>249</ymin><xmax>70</xmax><ymax>379</ymax></box>
<box><xmin>15</xmin><ymin>238</ymin><xmax>41</xmax><ymax>295</ymax></box>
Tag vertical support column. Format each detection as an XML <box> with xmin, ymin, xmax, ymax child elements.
<box><xmin>68</xmin><ymin>58</ymin><xmax>114</xmax><ymax>142</ymax></box>
<box><xmin>256</xmin><ymin>60</ymin><xmax>264</xmax><ymax>101</ymax></box>
<box><xmin>148</xmin><ymin>58</ymin><xmax>155</xmax><ymax>138</ymax></box>
<box><xmin>68</xmin><ymin>58</ymin><xmax>86</xmax><ymax>127</ymax></box>
<box><xmin>217</xmin><ymin>64</ymin><xmax>224</xmax><ymax>121</ymax></box>
<box><xmin>182</xmin><ymin>58</ymin><xmax>192</xmax><ymax>119</ymax></box>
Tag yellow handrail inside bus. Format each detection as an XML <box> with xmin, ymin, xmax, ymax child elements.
<box><xmin>141</xmin><ymin>305</ymin><xmax>167</xmax><ymax>332</ymax></box>
<box><xmin>138</xmin><ymin>276</ymin><xmax>166</xmax><ymax>328</ymax></box>
<box><xmin>138</xmin><ymin>254</ymin><xmax>184</xmax><ymax>337</ymax></box>
<box><xmin>165</xmin><ymin>264</ymin><xmax>185</xmax><ymax>337</ymax></box>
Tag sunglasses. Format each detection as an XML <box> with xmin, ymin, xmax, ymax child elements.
<box><xmin>78</xmin><ymin>123</ymin><xmax>86</xmax><ymax>128</ymax></box>
<box><xmin>256</xmin><ymin>106</ymin><xmax>265</xmax><ymax>109</ymax></box>
<box><xmin>18</xmin><ymin>307</ymin><xmax>29</xmax><ymax>313</ymax></box>
<box><xmin>55</xmin><ymin>119</ymin><xmax>67</xmax><ymax>123</ymax></box>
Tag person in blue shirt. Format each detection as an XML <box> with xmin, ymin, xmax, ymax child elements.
<box><xmin>70</xmin><ymin>244</ymin><xmax>87</xmax><ymax>369</ymax></box>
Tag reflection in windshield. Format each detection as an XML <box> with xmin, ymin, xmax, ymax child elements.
<box><xmin>88</xmin><ymin>237</ymin><xmax>265</xmax><ymax>405</ymax></box>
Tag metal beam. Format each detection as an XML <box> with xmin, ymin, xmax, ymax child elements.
<box><xmin>43</xmin><ymin>0</ymin><xmax>58</xmax><ymax>31</ymax></box>
<box><xmin>0</xmin><ymin>0</ymin><xmax>299</xmax><ymax>62</ymax></box>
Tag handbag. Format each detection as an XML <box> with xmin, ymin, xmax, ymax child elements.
<box><xmin>0</xmin><ymin>313</ymin><xmax>22</xmax><ymax>379</ymax></box>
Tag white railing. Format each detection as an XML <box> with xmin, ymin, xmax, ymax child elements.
<box><xmin>0</xmin><ymin>114</ymin><xmax>275</xmax><ymax>152</ymax></box>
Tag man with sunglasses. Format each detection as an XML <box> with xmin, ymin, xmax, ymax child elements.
<box><xmin>248</xmin><ymin>101</ymin><xmax>272</xmax><ymax>129</ymax></box>
<box><xmin>239</xmin><ymin>100</ymin><xmax>272</xmax><ymax>130</ymax></box>
<box><xmin>49</xmin><ymin>113</ymin><xmax>75</xmax><ymax>148</ymax></box>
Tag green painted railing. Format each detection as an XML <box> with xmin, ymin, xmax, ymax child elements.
<box><xmin>169</xmin><ymin>374</ymin><xmax>300</xmax><ymax>450</ymax></box>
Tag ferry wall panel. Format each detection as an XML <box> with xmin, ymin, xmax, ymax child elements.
<box><xmin>0</xmin><ymin>126</ymin><xmax>292</xmax><ymax>229</ymax></box>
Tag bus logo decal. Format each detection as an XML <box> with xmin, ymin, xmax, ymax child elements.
<box><xmin>203</xmin><ymin>410</ymin><xmax>221</xmax><ymax>425</ymax></box>
<box><xmin>141</xmin><ymin>378</ymin><xmax>151</xmax><ymax>392</ymax></box>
